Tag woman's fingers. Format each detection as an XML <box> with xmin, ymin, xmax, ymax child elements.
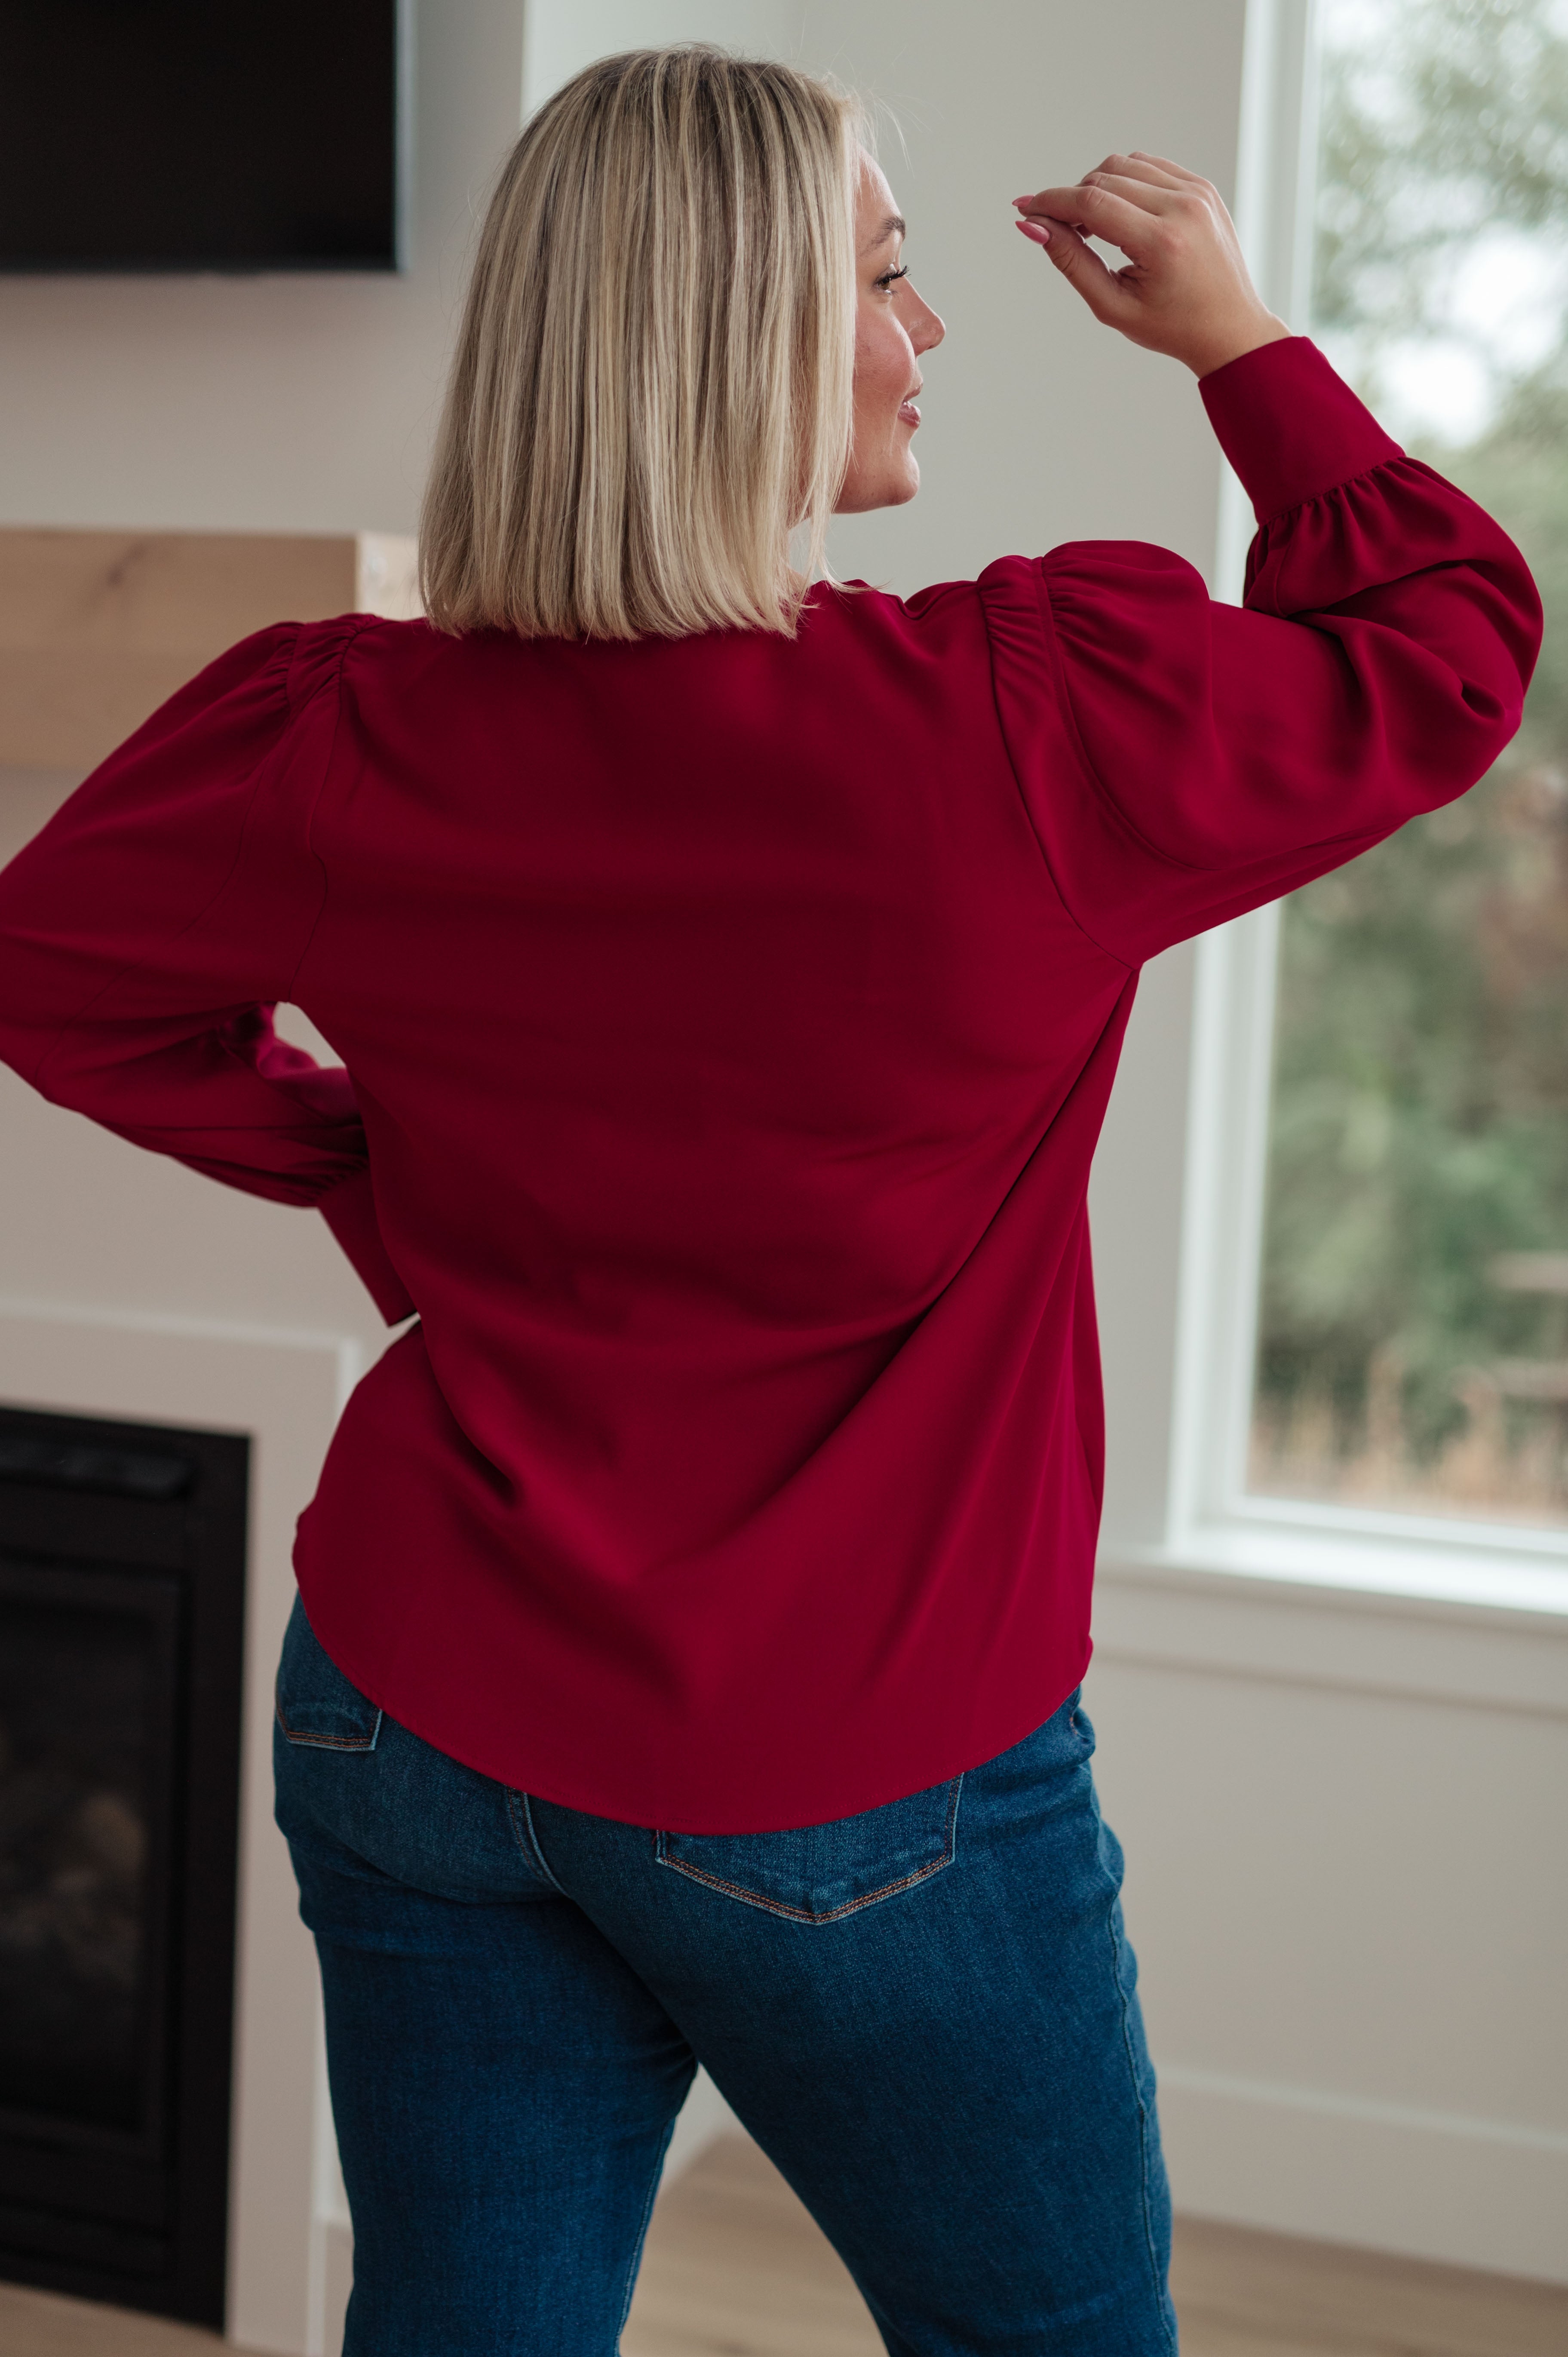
<box><xmin>1014</xmin><ymin>153</ymin><xmax>1219</xmax><ymax>223</ymax></box>
<box><xmin>1088</xmin><ymin>153</ymin><xmax>1189</xmax><ymax>192</ymax></box>
<box><xmin>1127</xmin><ymin>150</ymin><xmax>1211</xmax><ymax>186</ymax></box>
<box><xmin>1014</xmin><ymin>153</ymin><xmax>1188</xmax><ymax>217</ymax></box>
<box><xmin>1075</xmin><ymin>171</ymin><xmax>1199</xmax><ymax>217</ymax></box>
<box><xmin>1012</xmin><ymin>150</ymin><xmax>1288</xmax><ymax>374</ymax></box>
<box><xmin>1016</xmin><ymin>216</ymin><xmax>1142</xmax><ymax>331</ymax></box>
<box><xmin>1015</xmin><ymin>179</ymin><xmax>1166</xmax><ymax>260</ymax></box>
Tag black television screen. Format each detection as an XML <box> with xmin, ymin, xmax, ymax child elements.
<box><xmin>0</xmin><ymin>1</ymin><xmax>407</xmax><ymax>273</ymax></box>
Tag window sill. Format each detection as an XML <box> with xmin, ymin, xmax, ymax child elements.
<box><xmin>1117</xmin><ymin>1510</ymin><xmax>1568</xmax><ymax>1619</ymax></box>
<box><xmin>1093</xmin><ymin>1524</ymin><xmax>1568</xmax><ymax>1716</ymax></box>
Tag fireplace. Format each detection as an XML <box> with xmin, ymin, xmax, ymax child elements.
<box><xmin>0</xmin><ymin>1402</ymin><xmax>247</xmax><ymax>2329</ymax></box>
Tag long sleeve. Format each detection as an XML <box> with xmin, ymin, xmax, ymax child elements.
<box><xmin>979</xmin><ymin>336</ymin><xmax>1543</xmax><ymax>965</ymax></box>
<box><xmin>0</xmin><ymin>618</ymin><xmax>415</xmax><ymax>1323</ymax></box>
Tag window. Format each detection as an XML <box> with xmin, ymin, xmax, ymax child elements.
<box><xmin>1241</xmin><ymin>0</ymin><xmax>1568</xmax><ymax>1532</ymax></box>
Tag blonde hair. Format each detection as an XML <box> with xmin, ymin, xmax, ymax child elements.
<box><xmin>420</xmin><ymin>46</ymin><xmax>862</xmax><ymax>641</ymax></box>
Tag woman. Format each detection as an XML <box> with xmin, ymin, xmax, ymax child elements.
<box><xmin>0</xmin><ymin>46</ymin><xmax>1539</xmax><ymax>2357</ymax></box>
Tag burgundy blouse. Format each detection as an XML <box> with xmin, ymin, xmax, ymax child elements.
<box><xmin>0</xmin><ymin>340</ymin><xmax>1540</xmax><ymax>1829</ymax></box>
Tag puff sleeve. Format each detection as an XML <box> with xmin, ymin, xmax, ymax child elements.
<box><xmin>979</xmin><ymin>337</ymin><xmax>1543</xmax><ymax>966</ymax></box>
<box><xmin>0</xmin><ymin>618</ymin><xmax>415</xmax><ymax>1324</ymax></box>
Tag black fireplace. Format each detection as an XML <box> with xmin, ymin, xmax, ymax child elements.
<box><xmin>0</xmin><ymin>1403</ymin><xmax>247</xmax><ymax>2329</ymax></box>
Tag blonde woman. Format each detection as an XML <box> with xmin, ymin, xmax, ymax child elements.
<box><xmin>0</xmin><ymin>47</ymin><xmax>1537</xmax><ymax>2357</ymax></box>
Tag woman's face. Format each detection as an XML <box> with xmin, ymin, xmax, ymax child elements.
<box><xmin>836</xmin><ymin>156</ymin><xmax>945</xmax><ymax>514</ymax></box>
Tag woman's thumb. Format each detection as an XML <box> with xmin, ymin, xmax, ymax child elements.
<box><xmin>1018</xmin><ymin>215</ymin><xmax>1127</xmax><ymax>325</ymax></box>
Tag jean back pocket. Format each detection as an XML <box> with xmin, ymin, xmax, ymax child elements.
<box><xmin>274</xmin><ymin>1595</ymin><xmax>383</xmax><ymax>1752</ymax></box>
<box><xmin>657</xmin><ymin>1772</ymin><xmax>963</xmax><ymax>1923</ymax></box>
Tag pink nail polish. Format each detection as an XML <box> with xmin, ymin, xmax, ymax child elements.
<box><xmin>1014</xmin><ymin>218</ymin><xmax>1050</xmax><ymax>246</ymax></box>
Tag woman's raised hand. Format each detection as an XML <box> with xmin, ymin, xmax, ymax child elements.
<box><xmin>1013</xmin><ymin>154</ymin><xmax>1289</xmax><ymax>377</ymax></box>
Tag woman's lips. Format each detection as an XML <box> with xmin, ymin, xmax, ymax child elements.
<box><xmin>899</xmin><ymin>398</ymin><xmax>922</xmax><ymax>427</ymax></box>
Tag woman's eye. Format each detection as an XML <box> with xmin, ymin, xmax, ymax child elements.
<box><xmin>875</xmin><ymin>264</ymin><xmax>909</xmax><ymax>291</ymax></box>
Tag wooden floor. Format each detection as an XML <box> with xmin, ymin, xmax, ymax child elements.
<box><xmin>1</xmin><ymin>2132</ymin><xmax>1565</xmax><ymax>2355</ymax></box>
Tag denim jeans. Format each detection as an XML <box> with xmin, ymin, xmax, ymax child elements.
<box><xmin>273</xmin><ymin>1595</ymin><xmax>1177</xmax><ymax>2356</ymax></box>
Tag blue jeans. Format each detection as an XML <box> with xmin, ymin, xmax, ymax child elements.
<box><xmin>273</xmin><ymin>1596</ymin><xmax>1177</xmax><ymax>2355</ymax></box>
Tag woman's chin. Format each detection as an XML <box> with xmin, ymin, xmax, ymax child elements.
<box><xmin>835</xmin><ymin>461</ymin><xmax>921</xmax><ymax>516</ymax></box>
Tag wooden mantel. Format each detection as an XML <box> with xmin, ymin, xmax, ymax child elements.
<box><xmin>0</xmin><ymin>527</ymin><xmax>420</xmax><ymax>773</ymax></box>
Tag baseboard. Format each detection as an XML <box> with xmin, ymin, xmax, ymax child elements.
<box><xmin>1158</xmin><ymin>2064</ymin><xmax>1568</xmax><ymax>2284</ymax></box>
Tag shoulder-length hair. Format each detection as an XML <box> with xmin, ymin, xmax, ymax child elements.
<box><xmin>420</xmin><ymin>46</ymin><xmax>862</xmax><ymax>641</ymax></box>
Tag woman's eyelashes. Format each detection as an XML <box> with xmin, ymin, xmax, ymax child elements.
<box><xmin>875</xmin><ymin>263</ymin><xmax>909</xmax><ymax>291</ymax></box>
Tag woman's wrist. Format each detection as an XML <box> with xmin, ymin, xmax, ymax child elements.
<box><xmin>1189</xmin><ymin>310</ymin><xmax>1292</xmax><ymax>379</ymax></box>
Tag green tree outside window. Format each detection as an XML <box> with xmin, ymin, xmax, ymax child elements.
<box><xmin>1252</xmin><ymin>0</ymin><xmax>1568</xmax><ymax>1519</ymax></box>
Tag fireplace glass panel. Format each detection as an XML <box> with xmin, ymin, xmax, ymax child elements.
<box><xmin>0</xmin><ymin>1405</ymin><xmax>245</xmax><ymax>2327</ymax></box>
<box><xmin>0</xmin><ymin>1568</ymin><xmax>177</xmax><ymax>2141</ymax></box>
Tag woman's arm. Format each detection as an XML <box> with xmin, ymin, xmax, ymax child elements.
<box><xmin>0</xmin><ymin>622</ymin><xmax>415</xmax><ymax>1323</ymax></box>
<box><xmin>983</xmin><ymin>159</ymin><xmax>1542</xmax><ymax>964</ymax></box>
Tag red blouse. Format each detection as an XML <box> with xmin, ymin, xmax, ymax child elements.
<box><xmin>0</xmin><ymin>341</ymin><xmax>1540</xmax><ymax>1829</ymax></box>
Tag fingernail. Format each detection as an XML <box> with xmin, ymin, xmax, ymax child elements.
<box><xmin>1015</xmin><ymin>218</ymin><xmax>1051</xmax><ymax>246</ymax></box>
<box><xmin>1012</xmin><ymin>194</ymin><xmax>1033</xmax><ymax>209</ymax></box>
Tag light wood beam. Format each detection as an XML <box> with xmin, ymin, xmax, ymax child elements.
<box><xmin>0</xmin><ymin>527</ymin><xmax>418</xmax><ymax>773</ymax></box>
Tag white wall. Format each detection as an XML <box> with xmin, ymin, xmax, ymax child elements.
<box><xmin>2</xmin><ymin>0</ymin><xmax>1563</xmax><ymax>2316</ymax></box>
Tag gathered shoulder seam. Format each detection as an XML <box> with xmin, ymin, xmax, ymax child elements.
<box><xmin>1031</xmin><ymin>557</ymin><xmax>1211</xmax><ymax>883</ymax></box>
<box><xmin>281</xmin><ymin>618</ymin><xmax>382</xmax><ymax>1004</ymax></box>
<box><xmin>973</xmin><ymin>563</ymin><xmax>1129</xmax><ymax>971</ymax></box>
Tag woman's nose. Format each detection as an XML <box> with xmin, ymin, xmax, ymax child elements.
<box><xmin>910</xmin><ymin>293</ymin><xmax>945</xmax><ymax>354</ymax></box>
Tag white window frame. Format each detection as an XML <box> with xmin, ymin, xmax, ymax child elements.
<box><xmin>1140</xmin><ymin>0</ymin><xmax>1568</xmax><ymax>1618</ymax></box>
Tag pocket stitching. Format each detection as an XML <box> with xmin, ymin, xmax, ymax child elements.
<box><xmin>504</xmin><ymin>1789</ymin><xmax>567</xmax><ymax>1894</ymax></box>
<box><xmin>655</xmin><ymin>1774</ymin><xmax>963</xmax><ymax>1923</ymax></box>
<box><xmin>273</xmin><ymin>1692</ymin><xmax>383</xmax><ymax>1752</ymax></box>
